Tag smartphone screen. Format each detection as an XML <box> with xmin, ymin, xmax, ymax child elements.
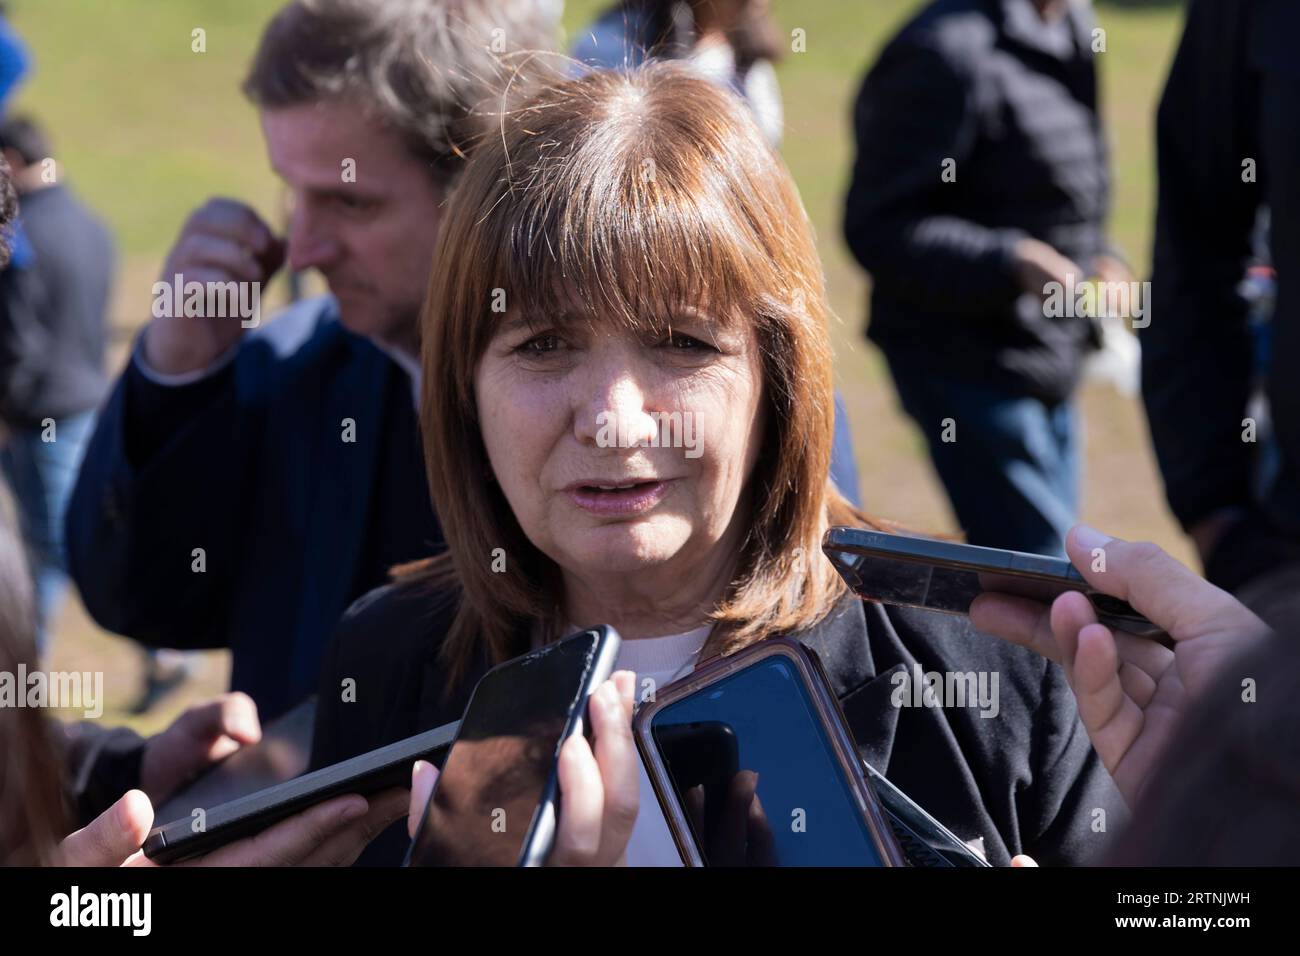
<box><xmin>650</xmin><ymin>654</ymin><xmax>890</xmax><ymax>866</ymax></box>
<box><xmin>405</xmin><ymin>631</ymin><xmax>602</xmax><ymax>867</ymax></box>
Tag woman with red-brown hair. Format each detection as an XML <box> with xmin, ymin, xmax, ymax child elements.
<box><xmin>308</xmin><ymin>61</ymin><xmax>1124</xmax><ymax>867</ymax></box>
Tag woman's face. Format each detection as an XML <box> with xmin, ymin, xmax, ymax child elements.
<box><xmin>475</xmin><ymin>308</ymin><xmax>766</xmax><ymax>585</ymax></box>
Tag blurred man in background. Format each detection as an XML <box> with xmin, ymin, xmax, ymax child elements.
<box><xmin>844</xmin><ymin>0</ymin><xmax>1128</xmax><ymax>556</ymax></box>
<box><xmin>66</xmin><ymin>0</ymin><xmax>559</xmax><ymax>721</ymax></box>
<box><xmin>0</xmin><ymin>115</ymin><xmax>113</xmax><ymax>658</ymax></box>
<box><xmin>1143</xmin><ymin>0</ymin><xmax>1300</xmax><ymax>628</ymax></box>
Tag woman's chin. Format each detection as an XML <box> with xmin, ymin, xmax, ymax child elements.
<box><xmin>558</xmin><ymin>517</ymin><xmax>693</xmax><ymax>573</ymax></box>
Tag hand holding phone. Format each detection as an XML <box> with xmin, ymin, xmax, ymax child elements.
<box><xmin>405</xmin><ymin>626</ymin><xmax>634</xmax><ymax>867</ymax></box>
<box><xmin>822</xmin><ymin>526</ymin><xmax>1168</xmax><ymax>644</ymax></box>
<box><xmin>967</xmin><ymin>525</ymin><xmax>1271</xmax><ymax>808</ymax></box>
<box><xmin>636</xmin><ymin>637</ymin><xmax>906</xmax><ymax>867</ymax></box>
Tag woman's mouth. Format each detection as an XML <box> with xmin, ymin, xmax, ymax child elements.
<box><xmin>564</xmin><ymin>479</ymin><xmax>674</xmax><ymax>517</ymax></box>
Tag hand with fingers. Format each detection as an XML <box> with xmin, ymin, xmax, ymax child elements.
<box><xmin>146</xmin><ymin>197</ymin><xmax>286</xmax><ymax>376</ymax></box>
<box><xmin>405</xmin><ymin>671</ymin><xmax>641</xmax><ymax>866</ymax></box>
<box><xmin>139</xmin><ymin>691</ymin><xmax>262</xmax><ymax>804</ymax></box>
<box><xmin>59</xmin><ymin>786</ymin><xmax>407</xmax><ymax>867</ymax></box>
<box><xmin>970</xmin><ymin>525</ymin><xmax>1272</xmax><ymax>809</ymax></box>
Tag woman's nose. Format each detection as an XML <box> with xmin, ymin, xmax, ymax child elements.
<box><xmin>575</xmin><ymin>373</ymin><xmax>659</xmax><ymax>449</ymax></box>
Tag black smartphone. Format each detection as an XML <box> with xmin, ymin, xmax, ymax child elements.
<box><xmin>142</xmin><ymin>719</ymin><xmax>461</xmax><ymax>864</ymax></box>
<box><xmin>153</xmin><ymin>696</ymin><xmax>317</xmax><ymax>828</ymax></box>
<box><xmin>822</xmin><ymin>527</ymin><xmax>1169</xmax><ymax>644</ymax></box>
<box><xmin>404</xmin><ymin>625</ymin><xmax>621</xmax><ymax>867</ymax></box>
<box><xmin>635</xmin><ymin>637</ymin><xmax>907</xmax><ymax>867</ymax></box>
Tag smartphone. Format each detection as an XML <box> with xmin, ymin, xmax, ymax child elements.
<box><xmin>142</xmin><ymin>719</ymin><xmax>461</xmax><ymax>864</ymax></box>
<box><xmin>153</xmin><ymin>696</ymin><xmax>317</xmax><ymax>828</ymax></box>
<box><xmin>822</xmin><ymin>527</ymin><xmax>1169</xmax><ymax>644</ymax></box>
<box><xmin>863</xmin><ymin>761</ymin><xmax>990</xmax><ymax>867</ymax></box>
<box><xmin>405</xmin><ymin>625</ymin><xmax>621</xmax><ymax>867</ymax></box>
<box><xmin>635</xmin><ymin>637</ymin><xmax>907</xmax><ymax>867</ymax></box>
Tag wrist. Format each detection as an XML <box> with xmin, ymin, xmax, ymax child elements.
<box><xmin>141</xmin><ymin>323</ymin><xmax>222</xmax><ymax>377</ymax></box>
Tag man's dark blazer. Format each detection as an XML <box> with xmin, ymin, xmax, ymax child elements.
<box><xmin>309</xmin><ymin>578</ymin><xmax>1126</xmax><ymax>867</ymax></box>
<box><xmin>65</xmin><ymin>297</ymin><xmax>442</xmax><ymax>720</ymax></box>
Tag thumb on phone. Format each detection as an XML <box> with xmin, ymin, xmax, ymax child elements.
<box><xmin>1064</xmin><ymin>526</ymin><xmax>1247</xmax><ymax>639</ymax></box>
<box><xmin>59</xmin><ymin>790</ymin><xmax>155</xmax><ymax>867</ymax></box>
<box><xmin>407</xmin><ymin>760</ymin><xmax>439</xmax><ymax>839</ymax></box>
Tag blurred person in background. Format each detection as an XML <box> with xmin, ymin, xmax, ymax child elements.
<box><xmin>66</xmin><ymin>0</ymin><xmax>559</xmax><ymax>722</ymax></box>
<box><xmin>573</xmin><ymin>0</ymin><xmax>864</xmax><ymax>506</ymax></box>
<box><xmin>0</xmin><ymin>156</ymin><xmax>403</xmax><ymax>868</ymax></box>
<box><xmin>0</xmin><ymin>115</ymin><xmax>113</xmax><ymax>659</ymax></box>
<box><xmin>844</xmin><ymin>0</ymin><xmax>1129</xmax><ymax>557</ymax></box>
<box><xmin>1142</xmin><ymin>0</ymin><xmax>1300</xmax><ymax>630</ymax></box>
<box><xmin>0</xmin><ymin>2</ymin><xmax>30</xmax><ymax>113</ymax></box>
<box><xmin>573</xmin><ymin>0</ymin><xmax>784</xmax><ymax>146</ymax></box>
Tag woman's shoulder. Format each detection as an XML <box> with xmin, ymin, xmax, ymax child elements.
<box><xmin>329</xmin><ymin>576</ymin><xmax>460</xmax><ymax>674</ymax></box>
<box><xmin>309</xmin><ymin>578</ymin><xmax>464</xmax><ymax>773</ymax></box>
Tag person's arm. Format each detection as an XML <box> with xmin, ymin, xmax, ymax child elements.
<box><xmin>843</xmin><ymin>37</ymin><xmax>1030</xmax><ymax>315</ymax></box>
<box><xmin>65</xmin><ymin>198</ymin><xmax>281</xmax><ymax>649</ymax></box>
<box><xmin>64</xmin><ymin>347</ymin><xmax>249</xmax><ymax>649</ymax></box>
<box><xmin>1142</xmin><ymin>0</ymin><xmax>1260</xmax><ymax>540</ymax></box>
<box><xmin>61</xmin><ymin>692</ymin><xmax>262</xmax><ymax>827</ymax></box>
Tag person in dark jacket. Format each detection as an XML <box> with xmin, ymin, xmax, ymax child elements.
<box><xmin>0</xmin><ymin>115</ymin><xmax>113</xmax><ymax>657</ymax></box>
<box><xmin>64</xmin><ymin>0</ymin><xmax>559</xmax><ymax>721</ymax></box>
<box><xmin>309</xmin><ymin>62</ymin><xmax>1124</xmax><ymax>867</ymax></box>
<box><xmin>844</xmin><ymin>0</ymin><xmax>1130</xmax><ymax>557</ymax></box>
<box><xmin>1142</xmin><ymin>0</ymin><xmax>1300</xmax><ymax>627</ymax></box>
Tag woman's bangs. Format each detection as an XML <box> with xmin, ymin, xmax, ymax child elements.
<box><xmin>486</xmin><ymin>152</ymin><xmax>775</xmax><ymax>336</ymax></box>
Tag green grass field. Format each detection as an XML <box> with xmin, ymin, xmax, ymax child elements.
<box><xmin>5</xmin><ymin>0</ymin><xmax>1191</xmax><ymax>730</ymax></box>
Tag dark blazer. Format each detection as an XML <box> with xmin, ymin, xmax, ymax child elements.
<box><xmin>310</xmin><ymin>578</ymin><xmax>1125</xmax><ymax>867</ymax></box>
<box><xmin>65</xmin><ymin>297</ymin><xmax>442</xmax><ymax>720</ymax></box>
<box><xmin>1142</xmin><ymin>0</ymin><xmax>1300</xmax><ymax>586</ymax></box>
<box><xmin>844</xmin><ymin>0</ymin><xmax>1109</xmax><ymax>406</ymax></box>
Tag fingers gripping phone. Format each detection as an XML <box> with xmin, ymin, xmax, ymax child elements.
<box><xmin>635</xmin><ymin>637</ymin><xmax>907</xmax><ymax>867</ymax></box>
<box><xmin>405</xmin><ymin>625</ymin><xmax>620</xmax><ymax>867</ymax></box>
<box><xmin>822</xmin><ymin>527</ymin><xmax>1170</xmax><ymax>645</ymax></box>
<box><xmin>142</xmin><ymin>718</ymin><xmax>459</xmax><ymax>864</ymax></box>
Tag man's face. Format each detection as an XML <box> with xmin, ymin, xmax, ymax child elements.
<box><xmin>260</xmin><ymin>99</ymin><xmax>444</xmax><ymax>347</ymax></box>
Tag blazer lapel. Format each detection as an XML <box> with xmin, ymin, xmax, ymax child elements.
<box><xmin>797</xmin><ymin>597</ymin><xmax>906</xmax><ymax>776</ymax></box>
<box><xmin>839</xmin><ymin>663</ymin><xmax>908</xmax><ymax>773</ymax></box>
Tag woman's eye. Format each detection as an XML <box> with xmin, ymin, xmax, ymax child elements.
<box><xmin>516</xmin><ymin>334</ymin><xmax>562</xmax><ymax>355</ymax></box>
<box><xmin>663</xmin><ymin>331</ymin><xmax>716</xmax><ymax>352</ymax></box>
